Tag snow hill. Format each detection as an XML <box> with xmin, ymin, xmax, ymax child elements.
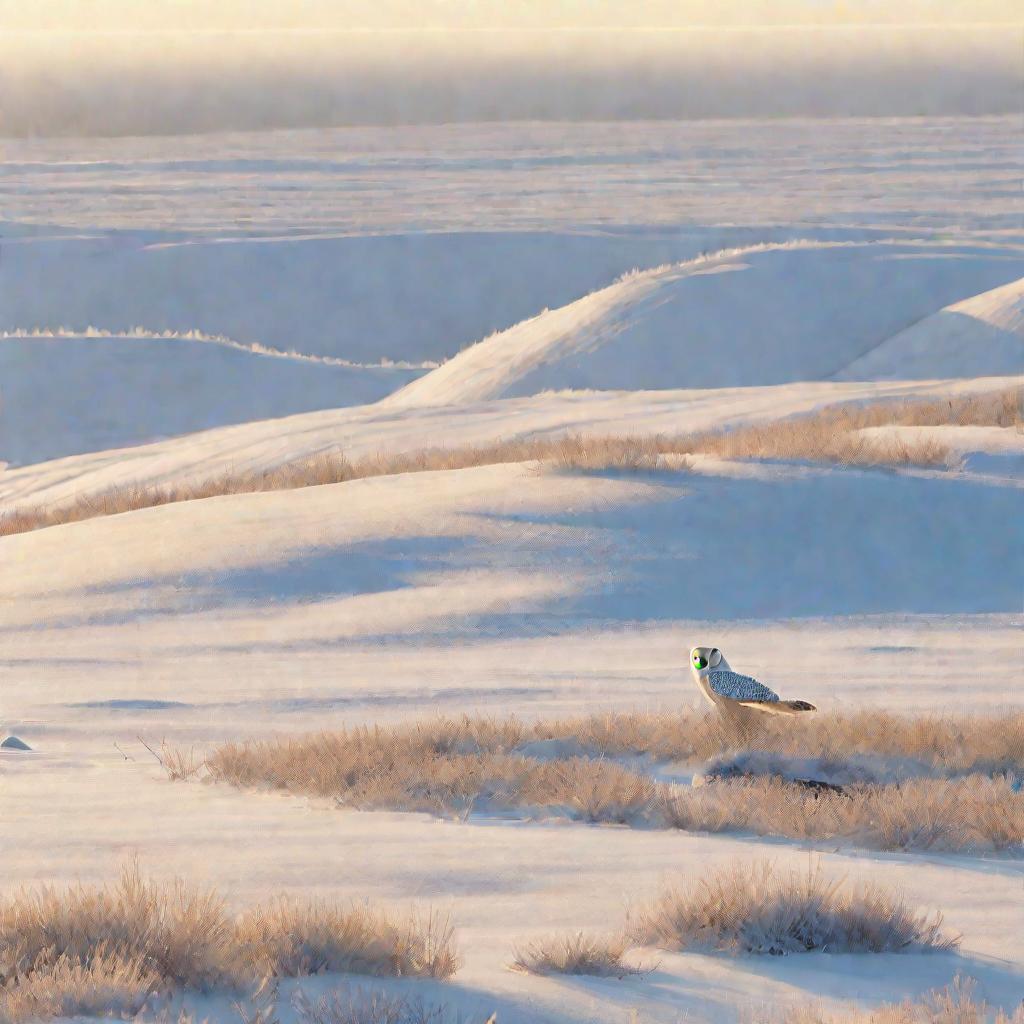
<box><xmin>837</xmin><ymin>275</ymin><xmax>1024</xmax><ymax>380</ymax></box>
<box><xmin>0</xmin><ymin>229</ymin><xmax>781</xmax><ymax>365</ymax></box>
<box><xmin>385</xmin><ymin>242</ymin><xmax>1024</xmax><ymax>407</ymax></box>
<box><xmin>1</xmin><ymin>375</ymin><xmax>1017</xmax><ymax>514</ymax></box>
<box><xmin>0</xmin><ymin>332</ymin><xmax>423</xmax><ymax>466</ymax></box>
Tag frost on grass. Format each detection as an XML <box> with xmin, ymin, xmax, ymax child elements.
<box><xmin>778</xmin><ymin>976</ymin><xmax>1024</xmax><ymax>1024</ymax></box>
<box><xmin>191</xmin><ymin>711</ymin><xmax>1024</xmax><ymax>854</ymax></box>
<box><xmin>627</xmin><ymin>862</ymin><xmax>956</xmax><ymax>956</ymax></box>
<box><xmin>291</xmin><ymin>984</ymin><xmax>496</xmax><ymax>1024</ymax></box>
<box><xmin>509</xmin><ymin>932</ymin><xmax>642</xmax><ymax>978</ymax></box>
<box><xmin>0</xmin><ymin>866</ymin><xmax>458</xmax><ymax>1024</ymax></box>
<box><xmin>3</xmin><ymin>386</ymin><xmax>1018</xmax><ymax>538</ymax></box>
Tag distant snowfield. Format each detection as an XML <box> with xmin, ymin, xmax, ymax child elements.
<box><xmin>0</xmin><ymin>333</ymin><xmax>424</xmax><ymax>466</ymax></box>
<box><xmin>2</xmin><ymin>238</ymin><xmax>1022</xmax><ymax>466</ymax></box>
<box><xmin>3</xmin><ymin>119</ymin><xmax>1023</xmax><ymax>1024</ymax></box>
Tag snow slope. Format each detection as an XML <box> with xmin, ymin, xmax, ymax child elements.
<box><xmin>0</xmin><ymin>229</ymin><xmax>783</xmax><ymax>365</ymax></box>
<box><xmin>838</xmin><ymin>275</ymin><xmax>1024</xmax><ymax>380</ymax></box>
<box><xmin>4</xmin><ymin>118</ymin><xmax>1024</xmax><ymax>1024</ymax></box>
<box><xmin>384</xmin><ymin>242</ymin><xmax>1024</xmax><ymax>407</ymax></box>
<box><xmin>2</xmin><ymin>375</ymin><xmax>1017</xmax><ymax>513</ymax></box>
<box><xmin>0</xmin><ymin>333</ymin><xmax>423</xmax><ymax>466</ymax></box>
<box><xmin>2</xmin><ymin>457</ymin><xmax>1022</xmax><ymax>1023</ymax></box>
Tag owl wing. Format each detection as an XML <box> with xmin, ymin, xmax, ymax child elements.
<box><xmin>707</xmin><ymin>669</ymin><xmax>779</xmax><ymax>703</ymax></box>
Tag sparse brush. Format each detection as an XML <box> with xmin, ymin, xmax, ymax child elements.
<box><xmin>0</xmin><ymin>864</ymin><xmax>238</xmax><ymax>992</ymax></box>
<box><xmin>207</xmin><ymin>735</ymin><xmax>660</xmax><ymax>825</ymax></box>
<box><xmin>4</xmin><ymin>387</ymin><xmax>1017</xmax><ymax>538</ymax></box>
<box><xmin>188</xmin><ymin>711</ymin><xmax>1024</xmax><ymax>854</ymax></box>
<box><xmin>235</xmin><ymin>902</ymin><xmax>458</xmax><ymax>981</ymax></box>
<box><xmin>628</xmin><ymin>861</ymin><xmax>957</xmax><ymax>956</ymax></box>
<box><xmin>510</xmin><ymin>932</ymin><xmax>642</xmax><ymax>978</ymax></box>
<box><xmin>0</xmin><ymin>951</ymin><xmax>159</xmax><ymax>1024</ymax></box>
<box><xmin>663</xmin><ymin>775</ymin><xmax>1024</xmax><ymax>853</ymax></box>
<box><xmin>773</xmin><ymin>976</ymin><xmax>1024</xmax><ymax>1024</ymax></box>
<box><xmin>0</xmin><ymin>866</ymin><xmax>458</xmax><ymax>1024</ymax></box>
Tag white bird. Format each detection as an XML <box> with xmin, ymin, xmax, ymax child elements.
<box><xmin>689</xmin><ymin>646</ymin><xmax>815</xmax><ymax>727</ymax></box>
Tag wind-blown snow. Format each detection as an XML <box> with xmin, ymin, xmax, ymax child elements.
<box><xmin>385</xmin><ymin>243</ymin><xmax>1024</xmax><ymax>407</ymax></box>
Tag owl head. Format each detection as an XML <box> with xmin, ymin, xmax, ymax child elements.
<box><xmin>690</xmin><ymin>645</ymin><xmax>729</xmax><ymax>676</ymax></box>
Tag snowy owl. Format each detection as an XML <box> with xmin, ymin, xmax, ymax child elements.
<box><xmin>689</xmin><ymin>646</ymin><xmax>815</xmax><ymax>725</ymax></box>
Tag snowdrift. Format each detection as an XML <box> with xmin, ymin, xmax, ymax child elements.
<box><xmin>837</xmin><ymin>275</ymin><xmax>1024</xmax><ymax>380</ymax></box>
<box><xmin>384</xmin><ymin>242</ymin><xmax>1024</xmax><ymax>407</ymax></box>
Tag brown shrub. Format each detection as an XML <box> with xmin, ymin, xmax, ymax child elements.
<box><xmin>627</xmin><ymin>861</ymin><xmax>956</xmax><ymax>955</ymax></box>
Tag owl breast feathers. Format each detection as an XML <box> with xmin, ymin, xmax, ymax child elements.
<box><xmin>707</xmin><ymin>669</ymin><xmax>779</xmax><ymax>702</ymax></box>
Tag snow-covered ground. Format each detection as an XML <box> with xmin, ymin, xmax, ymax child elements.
<box><xmin>838</xmin><ymin>274</ymin><xmax>1024</xmax><ymax>381</ymax></box>
<box><xmin>0</xmin><ymin>332</ymin><xmax>424</xmax><ymax>465</ymax></box>
<box><xmin>2</xmin><ymin>118</ymin><xmax>1023</xmax><ymax>1023</ymax></box>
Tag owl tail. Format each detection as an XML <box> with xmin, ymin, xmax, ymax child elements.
<box><xmin>736</xmin><ymin>699</ymin><xmax>816</xmax><ymax>715</ymax></box>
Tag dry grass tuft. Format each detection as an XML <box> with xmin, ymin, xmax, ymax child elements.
<box><xmin>510</xmin><ymin>932</ymin><xmax>642</xmax><ymax>978</ymax></box>
<box><xmin>0</xmin><ymin>866</ymin><xmax>458</xmax><ymax>1024</ymax></box>
<box><xmin>0</xmin><ymin>952</ymin><xmax>158</xmax><ymax>1024</ymax></box>
<box><xmin>0</xmin><ymin>865</ymin><xmax>237</xmax><ymax>993</ymax></box>
<box><xmin>190</xmin><ymin>710</ymin><xmax>1024</xmax><ymax>854</ymax></box>
<box><xmin>291</xmin><ymin>985</ymin><xmax>495</xmax><ymax>1024</ymax></box>
<box><xmin>528</xmin><ymin>707</ymin><xmax>1024</xmax><ymax>778</ymax></box>
<box><xmin>694</xmin><ymin>386</ymin><xmax>1022</xmax><ymax>469</ymax></box>
<box><xmin>235</xmin><ymin>903</ymin><xmax>458</xmax><ymax>981</ymax></box>
<box><xmin>3</xmin><ymin>387</ymin><xmax>1018</xmax><ymax>538</ymax></box>
<box><xmin>777</xmin><ymin>976</ymin><xmax>1024</xmax><ymax>1024</ymax></box>
<box><xmin>628</xmin><ymin>862</ymin><xmax>956</xmax><ymax>956</ymax></box>
<box><xmin>182</xmin><ymin>708</ymin><xmax>1024</xmax><ymax>851</ymax></box>
<box><xmin>664</xmin><ymin>775</ymin><xmax>1024</xmax><ymax>854</ymax></box>
<box><xmin>207</xmin><ymin>735</ymin><xmax>661</xmax><ymax>825</ymax></box>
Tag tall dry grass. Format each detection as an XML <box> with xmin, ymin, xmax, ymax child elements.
<box><xmin>191</xmin><ymin>710</ymin><xmax>1024</xmax><ymax>854</ymax></box>
<box><xmin>509</xmin><ymin>932</ymin><xmax>642</xmax><ymax>978</ymax></box>
<box><xmin>627</xmin><ymin>861</ymin><xmax>956</xmax><ymax>956</ymax></box>
<box><xmin>0</xmin><ymin>866</ymin><xmax>458</xmax><ymax>1024</ymax></box>
<box><xmin>204</xmin><ymin>708</ymin><xmax>1024</xmax><ymax>788</ymax></box>
<box><xmin>696</xmin><ymin>386</ymin><xmax>1022</xmax><ymax>468</ymax></box>
<box><xmin>2</xmin><ymin>387</ymin><xmax>1018</xmax><ymax>538</ymax></box>
<box><xmin>0</xmin><ymin>953</ymin><xmax>158</xmax><ymax>1024</ymax></box>
<box><xmin>777</xmin><ymin>977</ymin><xmax>1024</xmax><ymax>1024</ymax></box>
<box><xmin>533</xmin><ymin>707</ymin><xmax>1024</xmax><ymax>777</ymax></box>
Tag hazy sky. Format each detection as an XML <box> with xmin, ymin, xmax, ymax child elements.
<box><xmin>1</xmin><ymin>2</ymin><xmax>1020</xmax><ymax>136</ymax></box>
<box><xmin>3</xmin><ymin>0</ymin><xmax>1020</xmax><ymax>31</ymax></box>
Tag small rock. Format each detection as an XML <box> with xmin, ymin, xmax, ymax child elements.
<box><xmin>1</xmin><ymin>735</ymin><xmax>32</xmax><ymax>751</ymax></box>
